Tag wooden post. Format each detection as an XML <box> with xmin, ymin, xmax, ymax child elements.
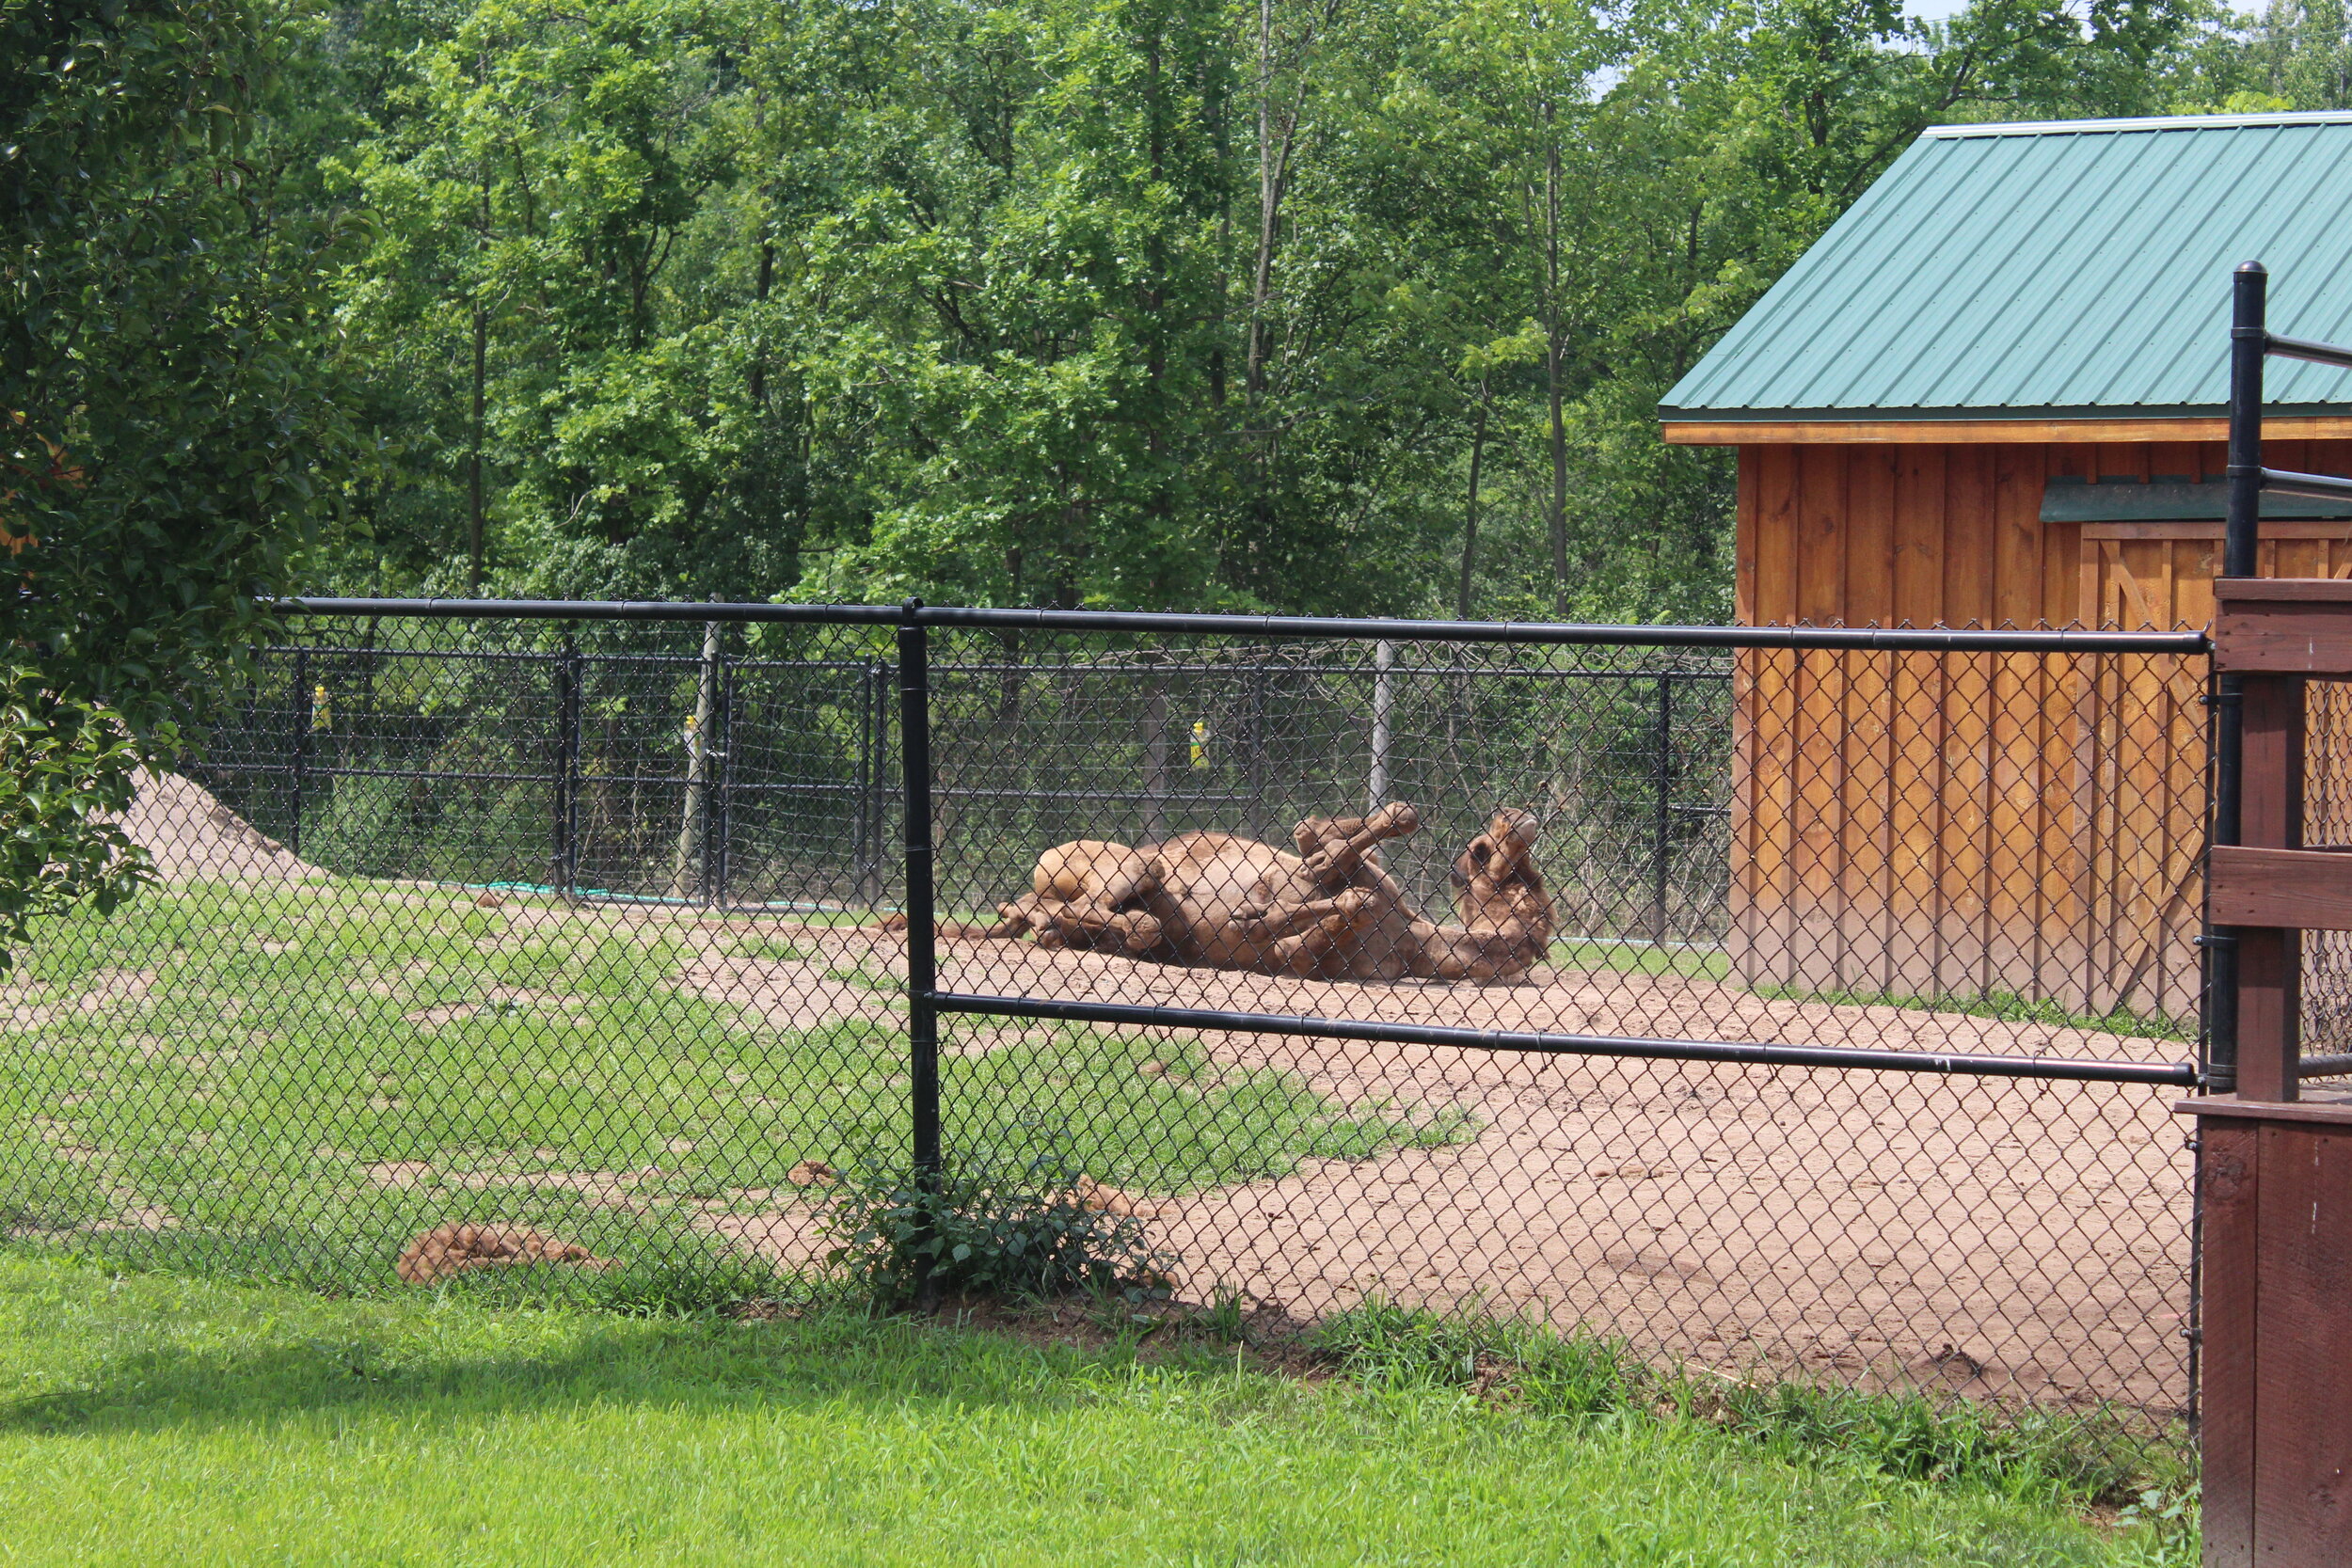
<box><xmin>2234</xmin><ymin>673</ymin><xmax>2303</xmax><ymax>1103</ymax></box>
<box><xmin>2189</xmin><ymin>578</ymin><xmax>2352</xmax><ymax>1565</ymax></box>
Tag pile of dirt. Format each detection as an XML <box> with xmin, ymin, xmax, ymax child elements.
<box><xmin>394</xmin><ymin>1223</ymin><xmax>612</xmax><ymax>1284</ymax></box>
<box><xmin>115</xmin><ymin>772</ymin><xmax>321</xmax><ymax>881</ymax></box>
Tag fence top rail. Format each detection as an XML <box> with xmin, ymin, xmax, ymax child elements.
<box><xmin>272</xmin><ymin>597</ymin><xmax>2212</xmax><ymax>654</ymax></box>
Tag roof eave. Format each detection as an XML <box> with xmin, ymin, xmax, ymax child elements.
<box><xmin>1659</xmin><ymin>406</ymin><xmax>2352</xmax><ymax>446</ymax></box>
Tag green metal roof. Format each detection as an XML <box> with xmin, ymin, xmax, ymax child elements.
<box><xmin>1660</xmin><ymin>112</ymin><xmax>2352</xmax><ymax>423</ymax></box>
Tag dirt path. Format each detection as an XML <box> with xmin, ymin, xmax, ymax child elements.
<box><xmin>685</xmin><ymin>928</ymin><xmax>2192</xmax><ymax>1415</ymax></box>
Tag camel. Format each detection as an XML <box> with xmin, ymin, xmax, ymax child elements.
<box><xmin>921</xmin><ymin>801</ymin><xmax>1553</xmax><ymax>982</ymax></box>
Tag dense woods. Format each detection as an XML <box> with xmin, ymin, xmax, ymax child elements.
<box><xmin>3</xmin><ymin>0</ymin><xmax>2347</xmax><ymax>939</ymax></box>
<box><xmin>292</xmin><ymin>0</ymin><xmax>2330</xmax><ymax>622</ymax></box>
<box><xmin>17</xmin><ymin>0</ymin><xmax>2352</xmax><ymax>638</ymax></box>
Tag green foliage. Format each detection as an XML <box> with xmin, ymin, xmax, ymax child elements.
<box><xmin>0</xmin><ymin>1255</ymin><xmax>2190</xmax><ymax>1564</ymax></box>
<box><xmin>822</xmin><ymin>1148</ymin><xmax>1175</xmax><ymax>1310</ymax></box>
<box><xmin>0</xmin><ymin>0</ymin><xmax>352</xmax><ymax>964</ymax></box>
<box><xmin>1311</xmin><ymin>1295</ymin><xmax>1647</xmax><ymax>1418</ymax></box>
<box><xmin>0</xmin><ymin>674</ymin><xmax>151</xmax><ymax>967</ymax></box>
<box><xmin>289</xmin><ymin>0</ymin><xmax>2254</xmax><ymax>622</ymax></box>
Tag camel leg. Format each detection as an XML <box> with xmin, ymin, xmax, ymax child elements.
<box><xmin>1263</xmin><ymin>898</ymin><xmax>1382</xmax><ymax>977</ymax></box>
<box><xmin>1232</xmin><ymin>887</ymin><xmax>1375</xmax><ymax>943</ymax></box>
<box><xmin>1404</xmin><ymin>921</ymin><xmax>1542</xmax><ymax>982</ymax></box>
<box><xmin>1043</xmin><ymin>900</ymin><xmax>1165</xmax><ymax>957</ymax></box>
<box><xmin>887</xmin><ymin>901</ymin><xmax>1038</xmax><ymax>940</ymax></box>
<box><xmin>1296</xmin><ymin>801</ymin><xmax>1420</xmax><ymax>886</ymax></box>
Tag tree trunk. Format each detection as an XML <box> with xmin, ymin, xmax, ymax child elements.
<box><xmin>1543</xmin><ymin>119</ymin><xmax>1569</xmax><ymax>617</ymax></box>
<box><xmin>670</xmin><ymin>617</ymin><xmax>722</xmax><ymax>903</ymax></box>
<box><xmin>1248</xmin><ymin>0</ymin><xmax>1279</xmax><ymax>404</ymax></box>
<box><xmin>748</xmin><ymin>238</ymin><xmax>774</xmax><ymax>405</ymax></box>
<box><xmin>469</xmin><ymin>302</ymin><xmax>486</xmax><ymax>593</ymax></box>
<box><xmin>1457</xmin><ymin>392</ymin><xmax>1487</xmax><ymax>620</ymax></box>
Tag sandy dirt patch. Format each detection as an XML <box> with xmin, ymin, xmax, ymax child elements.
<box><xmin>0</xmin><ymin>968</ymin><xmax>155</xmax><ymax>1030</ymax></box>
<box><xmin>677</xmin><ymin>931</ymin><xmax>2191</xmax><ymax>1414</ymax></box>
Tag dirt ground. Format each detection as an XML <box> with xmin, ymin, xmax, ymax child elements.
<box><xmin>682</xmin><ymin>926</ymin><xmax>2194</xmax><ymax>1418</ymax></box>
<box><xmin>108</xmin><ymin>781</ymin><xmax>2191</xmax><ymax>1414</ymax></box>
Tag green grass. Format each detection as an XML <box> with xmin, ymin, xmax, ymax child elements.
<box><xmin>1544</xmin><ymin>942</ymin><xmax>2192</xmax><ymax>1048</ymax></box>
<box><xmin>0</xmin><ymin>1256</ymin><xmax>2191</xmax><ymax>1566</ymax></box>
<box><xmin>726</xmin><ymin>933</ymin><xmax>812</xmax><ymax>961</ymax></box>
<box><xmin>1308</xmin><ymin>1298</ymin><xmax>2191</xmax><ymax>1510</ymax></box>
<box><xmin>0</xmin><ymin>879</ymin><xmax>1458</xmax><ymax>1293</ymax></box>
<box><xmin>1549</xmin><ymin>935</ymin><xmax>1733</xmax><ymax>980</ymax></box>
<box><xmin>1749</xmin><ymin>984</ymin><xmax>2191</xmax><ymax>1043</ymax></box>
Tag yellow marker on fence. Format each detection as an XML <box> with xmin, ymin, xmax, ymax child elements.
<box><xmin>1191</xmin><ymin>719</ymin><xmax>1209</xmax><ymax>768</ymax></box>
<box><xmin>310</xmin><ymin>684</ymin><xmax>330</xmax><ymax>732</ymax></box>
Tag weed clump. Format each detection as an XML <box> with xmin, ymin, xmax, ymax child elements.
<box><xmin>1309</xmin><ymin>1297</ymin><xmax>2189</xmax><ymax>1515</ymax></box>
<box><xmin>823</xmin><ymin>1151</ymin><xmax>1174</xmax><ymax>1310</ymax></box>
<box><xmin>1310</xmin><ymin>1297</ymin><xmax>1643</xmax><ymax>1417</ymax></box>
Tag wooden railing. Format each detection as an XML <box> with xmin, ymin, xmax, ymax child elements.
<box><xmin>2187</xmin><ymin>575</ymin><xmax>2352</xmax><ymax>1567</ymax></box>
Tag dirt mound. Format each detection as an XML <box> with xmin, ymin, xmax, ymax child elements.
<box><xmin>115</xmin><ymin>772</ymin><xmax>320</xmax><ymax>881</ymax></box>
<box><xmin>394</xmin><ymin>1223</ymin><xmax>613</xmax><ymax>1284</ymax></box>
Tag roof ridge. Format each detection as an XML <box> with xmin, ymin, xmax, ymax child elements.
<box><xmin>1926</xmin><ymin>110</ymin><xmax>2352</xmax><ymax>138</ymax></box>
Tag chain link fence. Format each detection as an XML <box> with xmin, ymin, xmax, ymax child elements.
<box><xmin>1</xmin><ymin>601</ymin><xmax>2209</xmax><ymax>1425</ymax></box>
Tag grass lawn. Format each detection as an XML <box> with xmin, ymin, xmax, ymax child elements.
<box><xmin>0</xmin><ymin>1256</ymin><xmax>2189</xmax><ymax>1567</ymax></box>
<box><xmin>1</xmin><ymin>879</ymin><xmax>1454</xmax><ymax>1294</ymax></box>
<box><xmin>1549</xmin><ymin>935</ymin><xmax>1733</xmax><ymax>981</ymax></box>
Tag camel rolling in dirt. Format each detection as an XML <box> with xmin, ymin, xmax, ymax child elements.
<box><xmin>924</xmin><ymin>802</ymin><xmax>1553</xmax><ymax>982</ymax></box>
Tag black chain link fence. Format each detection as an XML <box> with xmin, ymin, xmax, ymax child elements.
<box><xmin>1</xmin><ymin>602</ymin><xmax>2211</xmax><ymax>1425</ymax></box>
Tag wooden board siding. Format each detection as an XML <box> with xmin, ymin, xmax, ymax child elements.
<box><xmin>1732</xmin><ymin>440</ymin><xmax>2352</xmax><ymax>1021</ymax></box>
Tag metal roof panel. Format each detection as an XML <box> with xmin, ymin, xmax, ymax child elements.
<box><xmin>1661</xmin><ymin>115</ymin><xmax>2352</xmax><ymax>420</ymax></box>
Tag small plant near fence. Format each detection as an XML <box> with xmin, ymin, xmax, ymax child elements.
<box><xmin>821</xmin><ymin>1149</ymin><xmax>1174</xmax><ymax>1310</ymax></box>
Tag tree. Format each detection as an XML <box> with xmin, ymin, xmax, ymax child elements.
<box><xmin>0</xmin><ymin>0</ymin><xmax>352</xmax><ymax>960</ymax></box>
<box><xmin>301</xmin><ymin>0</ymin><xmax>2257</xmax><ymax>622</ymax></box>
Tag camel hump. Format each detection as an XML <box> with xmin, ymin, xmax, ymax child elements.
<box><xmin>1033</xmin><ymin>840</ymin><xmax>1155</xmax><ymax>904</ymax></box>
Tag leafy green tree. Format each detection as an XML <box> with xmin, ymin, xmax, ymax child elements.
<box><xmin>785</xmin><ymin>0</ymin><xmax>1239</xmax><ymax>609</ymax></box>
<box><xmin>1</xmin><ymin>0</ymin><xmax>353</xmax><ymax>960</ymax></box>
<box><xmin>301</xmin><ymin>0</ymin><xmax>2265</xmax><ymax>623</ymax></box>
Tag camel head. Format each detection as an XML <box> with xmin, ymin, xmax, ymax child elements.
<box><xmin>1453</xmin><ymin>807</ymin><xmax>1552</xmax><ymax>953</ymax></box>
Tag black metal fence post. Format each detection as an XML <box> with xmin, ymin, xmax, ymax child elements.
<box><xmin>859</xmin><ymin>661</ymin><xmax>884</xmax><ymax>907</ymax></box>
<box><xmin>549</xmin><ymin>643</ymin><xmax>567</xmax><ymax>892</ymax></box>
<box><xmin>2208</xmin><ymin>260</ymin><xmax>2269</xmax><ymax>1091</ymax></box>
<box><xmin>712</xmin><ymin>637</ymin><xmax>736</xmax><ymax>909</ymax></box>
<box><xmin>555</xmin><ymin>633</ymin><xmax>580</xmax><ymax>898</ymax></box>
<box><xmin>1654</xmin><ymin>674</ymin><xmax>1674</xmax><ymax>945</ymax></box>
<box><xmin>897</xmin><ymin>601</ymin><xmax>942</xmax><ymax>1189</ymax></box>
<box><xmin>290</xmin><ymin>647</ymin><xmax>311</xmax><ymax>859</ymax></box>
<box><xmin>1246</xmin><ymin>660</ymin><xmax>1267</xmax><ymax>842</ymax></box>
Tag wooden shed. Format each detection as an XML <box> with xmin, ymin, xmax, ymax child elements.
<box><xmin>1658</xmin><ymin>112</ymin><xmax>2352</xmax><ymax>1023</ymax></box>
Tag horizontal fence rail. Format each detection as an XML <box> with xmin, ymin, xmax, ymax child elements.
<box><xmin>930</xmin><ymin>992</ymin><xmax>2198</xmax><ymax>1084</ymax></box>
<box><xmin>278</xmin><ymin>595</ymin><xmax>2211</xmax><ymax>653</ymax></box>
<box><xmin>0</xmin><ymin>598</ymin><xmax>2230</xmax><ymax>1427</ymax></box>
